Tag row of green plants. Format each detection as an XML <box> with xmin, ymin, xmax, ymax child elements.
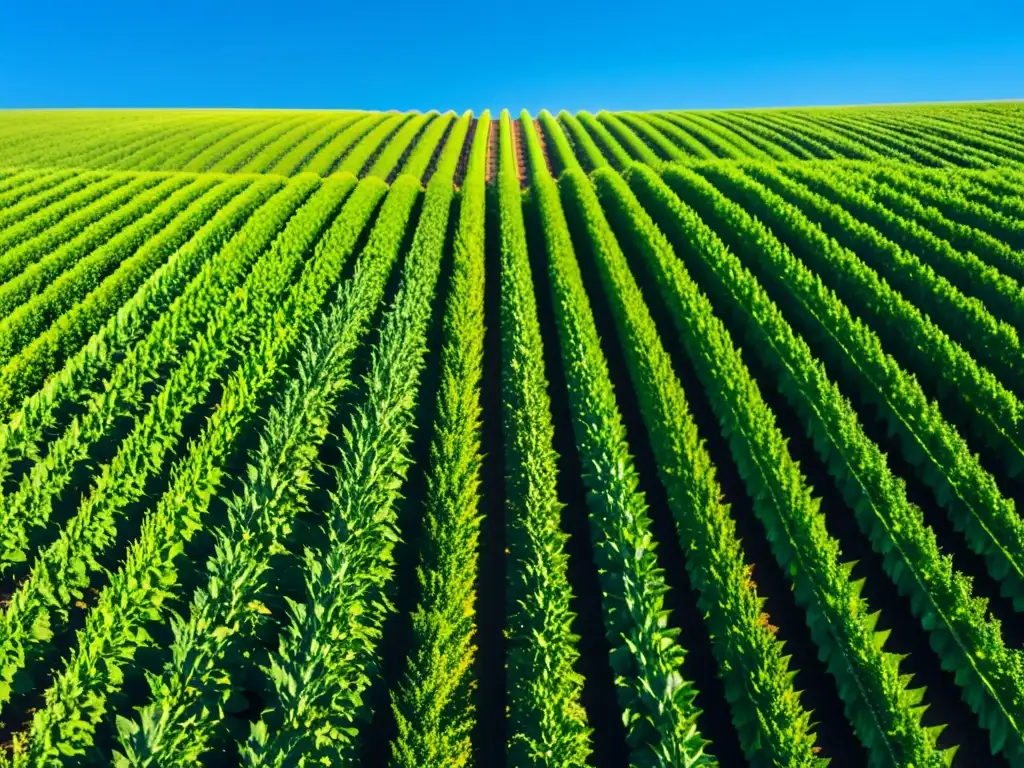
<box><xmin>0</xmin><ymin>176</ymin><xmax>249</xmax><ymax>396</ymax></box>
<box><xmin>302</xmin><ymin>113</ymin><xmax>388</xmax><ymax>176</ymax></box>
<box><xmin>0</xmin><ymin>172</ymin><xmax>180</xmax><ymax>293</ymax></box>
<box><xmin>496</xmin><ymin>109</ymin><xmax>591</xmax><ymax>766</ymax></box>
<box><xmin>241</xmin><ymin>167</ymin><xmax>455</xmax><ymax>768</ymax></box>
<box><xmin>828</xmin><ymin>163</ymin><xmax>1024</xmax><ymax>296</ymax></box>
<box><xmin>234</xmin><ymin>114</ymin><xmax>335</xmax><ymax>175</ymax></box>
<box><xmin>0</xmin><ymin>172</ymin><xmax>132</xmax><ymax>256</ymax></box>
<box><xmin>115</xmin><ymin>174</ymin><xmax>436</xmax><ymax>766</ymax></box>
<box><xmin>582</xmin><ymin>166</ymin><xmax>825</xmax><ymax>767</ymax></box>
<box><xmin>522</xmin><ymin>113</ymin><xmax>712</xmax><ymax>767</ymax></box>
<box><xmin>0</xmin><ymin>175</ymin><xmax>282</xmax><ymax>421</ymax></box>
<box><xmin>128</xmin><ymin>118</ymin><xmax>266</xmax><ymax>173</ymax></box>
<box><xmin>0</xmin><ymin>169</ymin><xmax>78</xmax><ymax>210</ymax></box>
<box><xmin>866</xmin><ymin>163</ymin><xmax>1024</xmax><ymax>260</ymax></box>
<box><xmin>0</xmin><ymin>176</ymin><xmax>336</xmax><ymax>579</ymax></box>
<box><xmin>0</xmin><ymin>176</ymin><xmax>306</xmax><ymax>548</ymax></box>
<box><xmin>697</xmin><ymin>164</ymin><xmax>1024</xmax><ymax>600</ymax></box>
<box><xmin>113</xmin><ymin>105</ymin><xmax>473</xmax><ymax>768</ymax></box>
<box><xmin>0</xmin><ymin>170</ymin><xmax>104</xmax><ymax>234</ymax></box>
<box><xmin>388</xmin><ymin>109</ymin><xmax>490</xmax><ymax>768</ymax></box>
<box><xmin>622</xmin><ymin>162</ymin><xmax>956</xmax><ymax>767</ymax></box>
<box><xmin>269</xmin><ymin>113</ymin><xmax>364</xmax><ymax>176</ymax></box>
<box><xmin>0</xmin><ymin>175</ymin><xmax>415</xmax><ymax>763</ymax></box>
<box><xmin>0</xmin><ymin>175</ymin><xmax>366</xmax><ymax>711</ymax></box>
<box><xmin>367</xmin><ymin>112</ymin><xmax>436</xmax><ymax>179</ymax></box>
<box><xmin>657</xmin><ymin>162</ymin><xmax>1024</xmax><ymax>762</ymax></box>
<box><xmin>0</xmin><ymin>173</ymin><xmax>163</xmax><ymax>287</ymax></box>
<box><xmin>0</xmin><ymin>175</ymin><xmax>214</xmax><ymax>354</ymax></box>
<box><xmin>781</xmin><ymin>163</ymin><xmax>1024</xmax><ymax>347</ymax></box>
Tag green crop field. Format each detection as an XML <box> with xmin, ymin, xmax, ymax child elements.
<box><xmin>0</xmin><ymin>103</ymin><xmax>1021</xmax><ymax>767</ymax></box>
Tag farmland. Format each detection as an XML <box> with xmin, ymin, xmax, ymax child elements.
<box><xmin>0</xmin><ymin>103</ymin><xmax>1021</xmax><ymax>767</ymax></box>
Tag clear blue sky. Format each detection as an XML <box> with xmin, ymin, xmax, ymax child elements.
<box><xmin>1</xmin><ymin>0</ymin><xmax>1021</xmax><ymax>112</ymax></box>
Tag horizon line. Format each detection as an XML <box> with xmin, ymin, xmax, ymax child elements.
<box><xmin>0</xmin><ymin>97</ymin><xmax>1020</xmax><ymax>115</ymax></box>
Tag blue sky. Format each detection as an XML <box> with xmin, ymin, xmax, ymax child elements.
<box><xmin>1</xmin><ymin>0</ymin><xmax>1021</xmax><ymax>111</ymax></box>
